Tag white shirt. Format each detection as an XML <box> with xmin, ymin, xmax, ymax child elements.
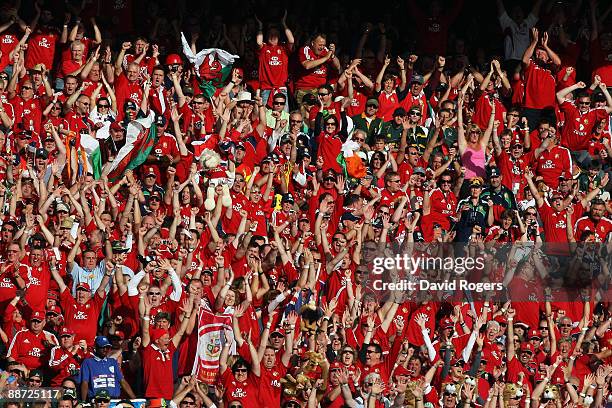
<box><xmin>499</xmin><ymin>12</ymin><xmax>538</xmax><ymax>61</ymax></box>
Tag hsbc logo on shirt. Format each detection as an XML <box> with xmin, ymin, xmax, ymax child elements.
<box><xmin>233</xmin><ymin>203</ymin><xmax>243</xmax><ymax>212</ymax></box>
<box><xmin>74</xmin><ymin>310</ymin><xmax>88</xmax><ymax>320</ymax></box>
<box><xmin>555</xmin><ymin>220</ymin><xmax>566</xmax><ymax>229</ymax></box>
<box><xmin>38</xmin><ymin>38</ymin><xmax>50</xmax><ymax>48</ymax></box>
<box><xmin>541</xmin><ymin>160</ymin><xmax>555</xmax><ymax>169</ymax></box>
<box><xmin>231</xmin><ymin>388</ymin><xmax>247</xmax><ymax>398</ymax></box>
<box><xmin>0</xmin><ymin>277</ymin><xmax>14</xmax><ymax>288</ymax></box>
<box><xmin>130</xmin><ymin>93</ymin><xmax>141</xmax><ymax>102</ymax></box>
<box><xmin>2</xmin><ymin>37</ymin><xmax>14</xmax><ymax>44</ymax></box>
<box><xmin>269</xmin><ymin>56</ymin><xmax>282</xmax><ymax>66</ymax></box>
<box><xmin>29</xmin><ymin>347</ymin><xmax>41</xmax><ymax>357</ymax></box>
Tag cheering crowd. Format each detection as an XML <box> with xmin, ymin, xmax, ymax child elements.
<box><xmin>0</xmin><ymin>0</ymin><xmax>610</xmax><ymax>407</ymax></box>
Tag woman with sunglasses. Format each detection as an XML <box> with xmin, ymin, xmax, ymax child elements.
<box><xmin>458</xmin><ymin>92</ymin><xmax>495</xmax><ymax>181</ymax></box>
<box><xmin>315</xmin><ymin>114</ymin><xmax>345</xmax><ymax>174</ymax></box>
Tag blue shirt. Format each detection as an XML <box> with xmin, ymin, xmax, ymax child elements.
<box><xmin>79</xmin><ymin>355</ymin><xmax>123</xmax><ymax>398</ymax></box>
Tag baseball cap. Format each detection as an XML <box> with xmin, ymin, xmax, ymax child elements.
<box><xmin>94</xmin><ymin>390</ymin><xmax>111</xmax><ymax>402</ymax></box>
<box><xmin>488</xmin><ymin>167</ymin><xmax>501</xmax><ymax>178</ymax></box>
<box><xmin>110</xmin><ymin>330</ymin><xmax>125</xmax><ymax>340</ymax></box>
<box><xmin>329</xmin><ymin>361</ymin><xmax>343</xmax><ymax>371</ymax></box>
<box><xmin>34</xmin><ymin>148</ymin><xmax>48</xmax><ymax>159</ymax></box>
<box><xmin>145</xmin><ymin>166</ymin><xmax>157</xmax><ymax>177</ymax></box>
<box><xmin>31</xmin><ymin>310</ymin><xmax>45</xmax><ymax>322</ymax></box>
<box><xmin>46</xmin><ymin>305</ymin><xmax>62</xmax><ymax>316</ymax></box>
<box><xmin>470</xmin><ymin>177</ymin><xmax>484</xmax><ymax>187</ymax></box>
<box><xmin>413</xmin><ymin>167</ymin><xmax>425</xmax><ymax>175</ymax></box>
<box><xmin>393</xmin><ymin>107</ymin><xmax>407</xmax><ymax>117</ymax></box>
<box><xmin>60</xmin><ymin>326</ymin><xmax>75</xmax><ymax>337</ymax></box>
<box><xmin>281</xmin><ymin>193</ymin><xmax>295</xmax><ymax>204</ymax></box>
<box><xmin>410</xmin><ymin>74</ymin><xmax>425</xmax><ymax>84</ymax></box>
<box><xmin>95</xmin><ymin>336</ymin><xmax>111</xmax><ymax>348</ymax></box>
<box><xmin>147</xmin><ymin>399</ymin><xmax>167</xmax><ymax>408</ymax></box>
<box><xmin>394</xmin><ymin>365</ymin><xmax>411</xmax><ymax>377</ymax></box>
<box><xmin>341</xmin><ymin>212</ymin><xmax>360</xmax><ymax>222</ymax></box>
<box><xmin>529</xmin><ymin>329</ymin><xmax>541</xmax><ymax>339</ymax></box>
<box><xmin>182</xmin><ymin>87</ymin><xmax>194</xmax><ymax>96</ymax></box>
<box><xmin>520</xmin><ymin>342</ymin><xmax>535</xmax><ymax>353</ymax></box>
<box><xmin>110</xmin><ymin>121</ymin><xmax>124</xmax><ymax>132</ymax></box>
<box><xmin>235</xmin><ymin>142</ymin><xmax>246</xmax><ymax>151</ymax></box>
<box><xmin>56</xmin><ymin>201</ymin><xmax>70</xmax><ymax>213</ymax></box>
<box><xmin>440</xmin><ymin>317</ymin><xmax>454</xmax><ymax>329</ymax></box>
<box><xmin>515</xmin><ymin>321</ymin><xmax>529</xmax><ymax>329</ymax></box>
<box><xmin>76</xmin><ymin>282</ymin><xmax>91</xmax><ymax>292</ymax></box>
<box><xmin>366</xmin><ymin>98</ymin><xmax>379</xmax><ymax>107</ymax></box>
<box><xmin>112</xmin><ymin>240</ymin><xmax>129</xmax><ymax>254</ymax></box>
<box><xmin>124</xmin><ymin>100</ymin><xmax>138</xmax><ymax>111</ymax></box>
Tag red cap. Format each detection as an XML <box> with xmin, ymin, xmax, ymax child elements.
<box><xmin>46</xmin><ymin>305</ymin><xmax>62</xmax><ymax>316</ymax></box>
<box><xmin>394</xmin><ymin>365</ymin><xmax>411</xmax><ymax>377</ymax></box>
<box><xmin>330</xmin><ymin>361</ymin><xmax>343</xmax><ymax>371</ymax></box>
<box><xmin>529</xmin><ymin>329</ymin><xmax>541</xmax><ymax>339</ymax></box>
<box><xmin>145</xmin><ymin>166</ymin><xmax>157</xmax><ymax>177</ymax></box>
<box><xmin>494</xmin><ymin>315</ymin><xmax>508</xmax><ymax>325</ymax></box>
<box><xmin>76</xmin><ymin>282</ymin><xmax>91</xmax><ymax>292</ymax></box>
<box><xmin>31</xmin><ymin>310</ymin><xmax>45</xmax><ymax>321</ymax></box>
<box><xmin>440</xmin><ymin>317</ymin><xmax>454</xmax><ymax>329</ymax></box>
<box><xmin>111</xmin><ymin>330</ymin><xmax>125</xmax><ymax>340</ymax></box>
<box><xmin>150</xmin><ymin>327</ymin><xmax>169</xmax><ymax>343</ymax></box>
<box><xmin>110</xmin><ymin>121</ymin><xmax>124</xmax><ymax>131</ymax></box>
<box><xmin>148</xmin><ymin>398</ymin><xmax>166</xmax><ymax>408</ymax></box>
<box><xmin>520</xmin><ymin>342</ymin><xmax>535</xmax><ymax>353</ymax></box>
<box><xmin>47</xmin><ymin>290</ymin><xmax>59</xmax><ymax>301</ymax></box>
<box><xmin>60</xmin><ymin>326</ymin><xmax>75</xmax><ymax>336</ymax></box>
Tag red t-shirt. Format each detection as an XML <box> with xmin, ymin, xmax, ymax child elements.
<box><xmin>559</xmin><ymin>101</ymin><xmax>609</xmax><ymax>150</ymax></box>
<box><xmin>524</xmin><ymin>60</ymin><xmax>557</xmax><ymax>109</ymax></box>
<box><xmin>142</xmin><ymin>342</ymin><xmax>177</xmax><ymax>398</ymax></box>
<box><xmin>258</xmin><ymin>43</ymin><xmax>292</xmax><ymax>90</ymax></box>
<box><xmin>574</xmin><ymin>215</ymin><xmax>612</xmax><ymax>242</ymax></box>
<box><xmin>318</xmin><ymin>132</ymin><xmax>343</xmax><ymax>173</ymax></box>
<box><xmin>6</xmin><ymin>328</ymin><xmax>56</xmax><ymax>370</ymax></box>
<box><xmin>221</xmin><ymin>369</ymin><xmax>259</xmax><ymax>406</ymax></box>
<box><xmin>25</xmin><ymin>29</ymin><xmax>59</xmax><ymax>70</ymax></box>
<box><xmin>0</xmin><ymin>33</ymin><xmax>19</xmax><ymax>72</ymax></box>
<box><xmin>60</xmin><ymin>289</ymin><xmax>105</xmax><ymax>346</ymax></box>
<box><xmin>257</xmin><ymin>361</ymin><xmax>288</xmax><ymax>408</ymax></box>
<box><xmin>534</xmin><ymin>145</ymin><xmax>572</xmax><ymax>189</ymax></box>
<box><xmin>295</xmin><ymin>46</ymin><xmax>331</xmax><ymax>90</ymax></box>
<box><xmin>377</xmin><ymin>91</ymin><xmax>400</xmax><ymax>122</ymax></box>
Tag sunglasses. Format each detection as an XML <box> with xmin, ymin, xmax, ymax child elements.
<box><xmin>366</xmin><ymin>104</ymin><xmax>378</xmax><ymax>108</ymax></box>
<box><xmin>409</xmin><ymin>111</ymin><xmax>421</xmax><ymax>116</ymax></box>
<box><xmin>22</xmin><ymin>86</ymin><xmax>33</xmax><ymax>90</ymax></box>
<box><xmin>290</xmin><ymin>119</ymin><xmax>302</xmax><ymax>124</ymax></box>
<box><xmin>325</xmin><ymin>122</ymin><xmax>337</xmax><ymax>127</ymax></box>
<box><xmin>539</xmin><ymin>326</ymin><xmax>548</xmax><ymax>330</ymax></box>
<box><xmin>318</xmin><ymin>92</ymin><xmax>330</xmax><ymax>97</ymax></box>
<box><xmin>234</xmin><ymin>368</ymin><xmax>248</xmax><ymax>373</ymax></box>
<box><xmin>273</xmin><ymin>100</ymin><xmax>286</xmax><ymax>105</ymax></box>
<box><xmin>441</xmin><ymin>179</ymin><xmax>452</xmax><ymax>184</ymax></box>
<box><xmin>98</xmin><ymin>104</ymin><xmax>109</xmax><ymax>108</ymax></box>
<box><xmin>181</xmin><ymin>401</ymin><xmax>196</xmax><ymax>406</ymax></box>
<box><xmin>354</xmin><ymin>137</ymin><xmax>365</xmax><ymax>142</ymax></box>
<box><xmin>149</xmin><ymin>196</ymin><xmax>161</xmax><ymax>202</ymax></box>
<box><xmin>148</xmin><ymin>292</ymin><xmax>161</xmax><ymax>295</ymax></box>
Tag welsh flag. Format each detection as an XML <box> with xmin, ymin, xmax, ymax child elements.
<box><xmin>80</xmin><ymin>133</ymin><xmax>103</xmax><ymax>179</ymax></box>
<box><xmin>180</xmin><ymin>32</ymin><xmax>239</xmax><ymax>99</ymax></box>
<box><xmin>104</xmin><ymin>112</ymin><xmax>158</xmax><ymax>182</ymax></box>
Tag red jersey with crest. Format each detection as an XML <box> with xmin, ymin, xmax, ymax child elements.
<box><xmin>258</xmin><ymin>43</ymin><xmax>292</xmax><ymax>89</ymax></box>
<box><xmin>574</xmin><ymin>216</ymin><xmax>612</xmax><ymax>242</ymax></box>
<box><xmin>559</xmin><ymin>101</ymin><xmax>609</xmax><ymax>150</ymax></box>
<box><xmin>295</xmin><ymin>46</ymin><xmax>331</xmax><ymax>90</ymax></box>
<box><xmin>49</xmin><ymin>345</ymin><xmax>87</xmax><ymax>386</ymax></box>
<box><xmin>257</xmin><ymin>361</ymin><xmax>287</xmax><ymax>408</ymax></box>
<box><xmin>7</xmin><ymin>328</ymin><xmax>57</xmax><ymax>370</ymax></box>
<box><xmin>377</xmin><ymin>91</ymin><xmax>399</xmax><ymax>122</ymax></box>
<box><xmin>60</xmin><ymin>289</ymin><xmax>105</xmax><ymax>346</ymax></box>
<box><xmin>221</xmin><ymin>369</ymin><xmax>259</xmax><ymax>407</ymax></box>
<box><xmin>142</xmin><ymin>342</ymin><xmax>177</xmax><ymax>399</ymax></box>
<box><xmin>0</xmin><ymin>33</ymin><xmax>18</xmax><ymax>71</ymax></box>
<box><xmin>524</xmin><ymin>60</ymin><xmax>557</xmax><ymax>109</ymax></box>
<box><xmin>534</xmin><ymin>145</ymin><xmax>572</xmax><ymax>189</ymax></box>
<box><xmin>25</xmin><ymin>29</ymin><xmax>59</xmax><ymax>70</ymax></box>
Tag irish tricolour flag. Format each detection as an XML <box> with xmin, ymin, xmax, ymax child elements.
<box><xmin>103</xmin><ymin>112</ymin><xmax>158</xmax><ymax>182</ymax></box>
